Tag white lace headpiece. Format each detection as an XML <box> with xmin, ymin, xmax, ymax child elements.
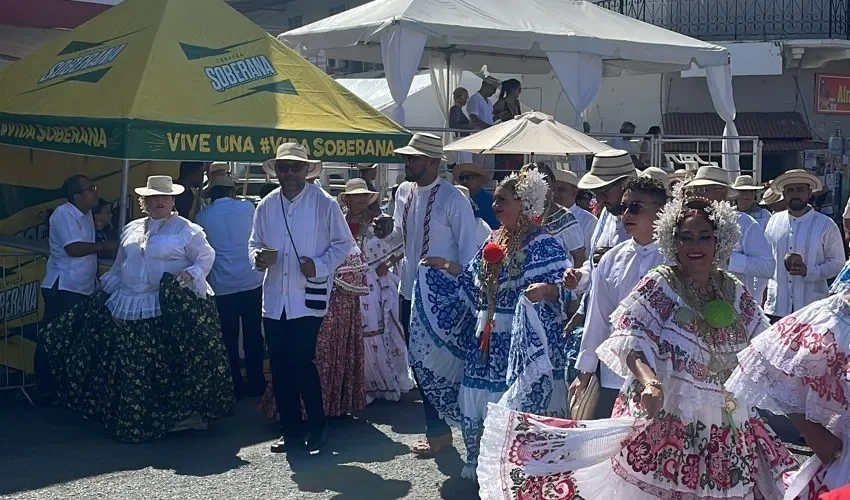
<box><xmin>654</xmin><ymin>184</ymin><xmax>740</xmax><ymax>265</ymax></box>
<box><xmin>505</xmin><ymin>167</ymin><xmax>549</xmax><ymax>220</ymax></box>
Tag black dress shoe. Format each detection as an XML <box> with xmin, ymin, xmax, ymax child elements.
<box><xmin>270</xmin><ymin>435</ymin><xmax>305</xmax><ymax>454</ymax></box>
<box><xmin>306</xmin><ymin>426</ymin><xmax>328</xmax><ymax>454</ymax></box>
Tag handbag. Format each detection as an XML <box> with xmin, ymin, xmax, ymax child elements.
<box><xmin>280</xmin><ymin>193</ymin><xmax>329</xmax><ymax>311</ymax></box>
<box><xmin>568</xmin><ymin>372</ymin><xmax>600</xmax><ymax>420</ymax></box>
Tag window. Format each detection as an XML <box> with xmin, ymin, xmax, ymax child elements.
<box><xmin>287</xmin><ymin>16</ymin><xmax>303</xmax><ymax>29</ymax></box>
<box><xmin>329</xmin><ymin>5</ymin><xmax>346</xmax><ymax>15</ymax></box>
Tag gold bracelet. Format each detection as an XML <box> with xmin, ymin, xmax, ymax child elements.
<box><xmin>643</xmin><ymin>379</ymin><xmax>663</xmax><ymax>392</ymax></box>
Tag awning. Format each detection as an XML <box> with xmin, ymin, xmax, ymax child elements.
<box><xmin>663</xmin><ymin>112</ymin><xmax>823</xmax><ymax>152</ymax></box>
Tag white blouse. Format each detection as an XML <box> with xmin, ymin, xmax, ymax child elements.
<box><xmin>101</xmin><ymin>215</ymin><xmax>215</xmax><ymax>320</ymax></box>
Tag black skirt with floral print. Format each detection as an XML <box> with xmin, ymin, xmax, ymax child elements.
<box><xmin>42</xmin><ymin>274</ymin><xmax>235</xmax><ymax>443</ymax></box>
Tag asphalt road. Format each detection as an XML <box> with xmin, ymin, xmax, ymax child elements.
<box><xmin>0</xmin><ymin>391</ymin><xmax>480</xmax><ymax>500</ymax></box>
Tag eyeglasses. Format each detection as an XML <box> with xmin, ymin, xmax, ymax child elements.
<box><xmin>617</xmin><ymin>201</ymin><xmax>657</xmax><ymax>215</ymax></box>
<box><xmin>76</xmin><ymin>184</ymin><xmax>97</xmax><ymax>195</ymax></box>
<box><xmin>274</xmin><ymin>162</ymin><xmax>306</xmax><ymax>174</ymax></box>
<box><xmin>457</xmin><ymin>174</ymin><xmax>481</xmax><ymax>181</ymax></box>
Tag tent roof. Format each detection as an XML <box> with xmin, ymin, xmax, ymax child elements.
<box><xmin>281</xmin><ymin>0</ymin><xmax>729</xmax><ymax>75</ymax></box>
<box><xmin>0</xmin><ymin>0</ymin><xmax>408</xmax><ymax>162</ymax></box>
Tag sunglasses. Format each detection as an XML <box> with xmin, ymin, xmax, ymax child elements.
<box><xmin>617</xmin><ymin>201</ymin><xmax>657</xmax><ymax>215</ymax></box>
<box><xmin>457</xmin><ymin>174</ymin><xmax>481</xmax><ymax>181</ymax></box>
<box><xmin>76</xmin><ymin>184</ymin><xmax>97</xmax><ymax>195</ymax></box>
<box><xmin>275</xmin><ymin>162</ymin><xmax>306</xmax><ymax>174</ymax></box>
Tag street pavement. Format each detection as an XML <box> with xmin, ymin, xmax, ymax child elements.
<box><xmin>0</xmin><ymin>391</ymin><xmax>480</xmax><ymax>500</ymax></box>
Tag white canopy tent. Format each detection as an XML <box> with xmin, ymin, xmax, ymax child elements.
<box><xmin>281</xmin><ymin>0</ymin><xmax>739</xmax><ymax>171</ymax></box>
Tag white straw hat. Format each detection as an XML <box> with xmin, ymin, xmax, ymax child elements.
<box><xmin>640</xmin><ymin>167</ymin><xmax>671</xmax><ymax>193</ymax></box>
<box><xmin>772</xmin><ymin>169</ymin><xmax>823</xmax><ymax>193</ymax></box>
<box><xmin>394</xmin><ymin>133</ymin><xmax>445</xmax><ymax>159</ymax></box>
<box><xmin>730</xmin><ymin>175</ymin><xmax>764</xmax><ymax>191</ymax></box>
<box><xmin>577</xmin><ymin>149</ymin><xmax>637</xmax><ymax>190</ymax></box>
<box><xmin>552</xmin><ymin>168</ymin><xmax>579</xmax><ymax>187</ymax></box>
<box><xmin>262</xmin><ymin>142</ymin><xmax>321</xmax><ymax>178</ymax></box>
<box><xmin>685</xmin><ymin>165</ymin><xmax>731</xmax><ymax>188</ymax></box>
<box><xmin>759</xmin><ymin>186</ymin><xmax>783</xmax><ymax>205</ymax></box>
<box><xmin>134</xmin><ymin>176</ymin><xmax>185</xmax><ymax>196</ymax></box>
<box><xmin>338</xmin><ymin>178</ymin><xmax>378</xmax><ymax>205</ymax></box>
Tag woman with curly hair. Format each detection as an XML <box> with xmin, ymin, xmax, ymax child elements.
<box><xmin>477</xmin><ymin>189</ymin><xmax>798</xmax><ymax>499</ymax></box>
<box><xmin>42</xmin><ymin>176</ymin><xmax>234</xmax><ymax>443</ymax></box>
<box><xmin>410</xmin><ymin>167</ymin><xmax>571</xmax><ymax>480</ymax></box>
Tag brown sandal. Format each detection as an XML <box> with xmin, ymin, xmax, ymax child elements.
<box><xmin>410</xmin><ymin>433</ymin><xmax>453</xmax><ymax>457</ymax></box>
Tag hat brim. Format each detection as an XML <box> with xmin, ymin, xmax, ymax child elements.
<box><xmin>263</xmin><ymin>158</ymin><xmax>322</xmax><ymax>179</ymax></box>
<box><xmin>453</xmin><ymin>163</ymin><xmax>488</xmax><ymax>178</ymax></box>
<box><xmin>134</xmin><ymin>185</ymin><xmax>185</xmax><ymax>196</ymax></box>
<box><xmin>732</xmin><ymin>185</ymin><xmax>764</xmax><ymax>191</ymax></box>
<box><xmin>773</xmin><ymin>174</ymin><xmax>823</xmax><ymax>194</ymax></box>
<box><xmin>686</xmin><ymin>179</ymin><xmax>730</xmax><ymax>188</ymax></box>
<box><xmin>393</xmin><ymin>145</ymin><xmax>445</xmax><ymax>159</ymax></box>
<box><xmin>576</xmin><ymin>171</ymin><xmax>636</xmax><ymax>190</ymax></box>
<box><xmin>338</xmin><ymin>190</ymin><xmax>379</xmax><ymax>205</ymax></box>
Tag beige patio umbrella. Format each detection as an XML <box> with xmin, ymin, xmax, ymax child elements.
<box><xmin>444</xmin><ymin>111</ymin><xmax>609</xmax><ymax>156</ymax></box>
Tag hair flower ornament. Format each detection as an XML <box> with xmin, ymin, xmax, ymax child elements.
<box><xmin>507</xmin><ymin>167</ymin><xmax>549</xmax><ymax>220</ymax></box>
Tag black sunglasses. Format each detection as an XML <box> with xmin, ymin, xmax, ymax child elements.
<box><xmin>617</xmin><ymin>201</ymin><xmax>656</xmax><ymax>215</ymax></box>
<box><xmin>457</xmin><ymin>174</ymin><xmax>481</xmax><ymax>181</ymax></box>
<box><xmin>76</xmin><ymin>184</ymin><xmax>97</xmax><ymax>195</ymax></box>
<box><xmin>275</xmin><ymin>162</ymin><xmax>306</xmax><ymax>174</ymax></box>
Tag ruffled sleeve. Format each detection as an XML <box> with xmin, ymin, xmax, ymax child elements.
<box><xmin>100</xmin><ymin>243</ymin><xmax>126</xmax><ymax>294</ymax></box>
<box><xmin>181</xmin><ymin>222</ymin><xmax>215</xmax><ymax>297</ymax></box>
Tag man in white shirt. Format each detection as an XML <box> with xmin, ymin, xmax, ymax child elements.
<box><xmin>197</xmin><ymin>175</ymin><xmax>265</xmax><ymax>400</ymax></box>
<box><xmin>249</xmin><ymin>143</ymin><xmax>354</xmax><ymax>454</ymax></box>
<box><xmin>389</xmin><ymin>133</ymin><xmax>480</xmax><ymax>457</ymax></box>
<box><xmin>684</xmin><ymin>166</ymin><xmax>775</xmax><ymax>300</ymax></box>
<box><xmin>608</xmin><ymin>121</ymin><xmax>638</xmax><ymax>155</ymax></box>
<box><xmin>570</xmin><ymin>176</ymin><xmax>667</xmax><ymax>418</ymax></box>
<box><xmin>764</xmin><ymin>169</ymin><xmax>845</xmax><ymax>319</ymax></box>
<box><xmin>552</xmin><ymin>168</ymin><xmax>598</xmax><ymax>255</ymax></box>
<box><xmin>465</xmin><ymin>76</ymin><xmax>499</xmax><ymax>130</ymax></box>
<box><xmin>39</xmin><ymin>174</ymin><xmax>113</xmax><ymax>403</ymax></box>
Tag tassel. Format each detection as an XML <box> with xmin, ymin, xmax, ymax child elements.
<box><xmin>479</xmin><ymin>318</ymin><xmax>493</xmax><ymax>363</ymax></box>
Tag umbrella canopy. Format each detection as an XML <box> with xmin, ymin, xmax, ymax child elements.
<box><xmin>444</xmin><ymin>112</ymin><xmax>608</xmax><ymax>156</ymax></box>
<box><xmin>0</xmin><ymin>0</ymin><xmax>409</xmax><ymax>162</ymax></box>
<box><xmin>281</xmin><ymin>0</ymin><xmax>730</xmax><ymax>75</ymax></box>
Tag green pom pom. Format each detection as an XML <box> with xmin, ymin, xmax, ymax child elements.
<box><xmin>703</xmin><ymin>300</ymin><xmax>737</xmax><ymax>329</ymax></box>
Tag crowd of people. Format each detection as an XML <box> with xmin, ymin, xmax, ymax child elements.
<box><xmin>32</xmin><ymin>126</ymin><xmax>850</xmax><ymax>498</ymax></box>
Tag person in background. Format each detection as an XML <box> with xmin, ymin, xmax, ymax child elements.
<box><xmin>731</xmin><ymin>174</ymin><xmax>771</xmax><ymax>229</ymax></box>
<box><xmin>466</xmin><ymin>76</ymin><xmax>499</xmax><ymax>178</ymax></box>
<box><xmin>667</xmin><ymin>169</ymin><xmax>691</xmax><ymax>192</ymax></box>
<box><xmin>453</xmin><ymin>163</ymin><xmax>499</xmax><ymax>229</ymax></box>
<box><xmin>575</xmin><ymin>189</ymin><xmax>593</xmax><ymax>212</ymax></box>
<box><xmin>455</xmin><ymin>185</ymin><xmax>492</xmax><ymax>247</ymax></box>
<box><xmin>492</xmin><ymin>78</ymin><xmax>524</xmax><ymax>180</ymax></box>
<box><xmin>196</xmin><ymin>175</ymin><xmax>266</xmax><ymax>400</ymax></box>
<box><xmin>174</xmin><ymin>161</ymin><xmax>206</xmax><ymax>221</ymax></box>
<box><xmin>41</xmin><ymin>175</ymin><xmax>233</xmax><ymax>442</ymax></box>
<box><xmin>637</xmin><ymin>125</ymin><xmax>661</xmax><ymax>167</ymax></box>
<box><xmin>764</xmin><ymin>169</ymin><xmax>844</xmax><ymax>320</ymax></box>
<box><xmin>259</xmin><ymin>182</ymin><xmax>278</xmax><ymax>199</ymax></box>
<box><xmin>94</xmin><ymin>198</ymin><xmax>116</xmax><ymax>243</ymax></box>
<box><xmin>38</xmin><ymin>175</ymin><xmax>113</xmax><ymax>405</ymax></box>
<box><xmin>357</xmin><ymin>163</ymin><xmax>381</xmax><ymax>213</ymax></box>
<box><xmin>761</xmin><ymin>183</ymin><xmax>786</xmax><ymax>213</ymax></box>
<box><xmin>249</xmin><ymin>143</ymin><xmax>354</xmax><ymax>455</ymax></box>
<box><xmin>551</xmin><ymin>170</ymin><xmax>597</xmax><ymax>256</ymax></box>
<box><xmin>684</xmin><ymin>165</ymin><xmax>774</xmax><ymax>301</ymax></box>
<box><xmin>449</xmin><ymin>87</ymin><xmax>474</xmax><ymax>165</ymax></box>
<box><xmin>533</xmin><ymin>163</ymin><xmax>587</xmax><ymax>267</ymax></box>
<box><xmin>609</xmin><ymin>121</ymin><xmax>637</xmax><ymax>155</ymax></box>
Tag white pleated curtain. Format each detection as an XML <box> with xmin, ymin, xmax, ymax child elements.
<box><xmin>380</xmin><ymin>26</ymin><xmax>427</xmax><ymax>125</ymax></box>
<box><xmin>429</xmin><ymin>56</ymin><xmax>465</xmax><ymax>163</ymax></box>
<box><xmin>706</xmin><ymin>63</ymin><xmax>740</xmax><ymax>173</ymax></box>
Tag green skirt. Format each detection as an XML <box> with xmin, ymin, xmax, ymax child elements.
<box><xmin>42</xmin><ymin>274</ymin><xmax>235</xmax><ymax>443</ymax></box>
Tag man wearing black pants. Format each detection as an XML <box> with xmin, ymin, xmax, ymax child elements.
<box><xmin>249</xmin><ymin>143</ymin><xmax>353</xmax><ymax>455</ymax></box>
<box><xmin>213</xmin><ymin>287</ymin><xmax>265</xmax><ymax>396</ymax></box>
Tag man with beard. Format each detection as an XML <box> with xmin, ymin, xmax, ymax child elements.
<box><xmin>684</xmin><ymin>166</ymin><xmax>774</xmax><ymax>301</ymax></box>
<box><xmin>764</xmin><ymin>169</ymin><xmax>844</xmax><ymax>320</ymax></box>
<box><xmin>381</xmin><ymin>133</ymin><xmax>479</xmax><ymax>457</ymax></box>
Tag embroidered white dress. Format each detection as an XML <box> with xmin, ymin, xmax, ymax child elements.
<box><xmin>360</xmin><ymin>229</ymin><xmax>415</xmax><ymax>403</ymax></box>
<box><xmin>478</xmin><ymin>267</ymin><xmax>798</xmax><ymax>500</ymax></box>
<box><xmin>409</xmin><ymin>227</ymin><xmax>571</xmax><ymax>478</ymax></box>
<box><xmin>727</xmin><ymin>293</ymin><xmax>850</xmax><ymax>498</ymax></box>
<box><xmin>102</xmin><ymin>216</ymin><xmax>215</xmax><ymax>320</ymax></box>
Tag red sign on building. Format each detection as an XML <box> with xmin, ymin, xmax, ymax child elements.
<box><xmin>816</xmin><ymin>74</ymin><xmax>850</xmax><ymax>114</ymax></box>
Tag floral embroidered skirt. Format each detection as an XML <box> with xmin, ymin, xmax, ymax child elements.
<box><xmin>478</xmin><ymin>398</ymin><xmax>799</xmax><ymax>500</ymax></box>
<box><xmin>41</xmin><ymin>275</ymin><xmax>235</xmax><ymax>443</ymax></box>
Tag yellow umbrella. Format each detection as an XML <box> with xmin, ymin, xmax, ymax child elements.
<box><xmin>0</xmin><ymin>0</ymin><xmax>408</xmax><ymax>163</ymax></box>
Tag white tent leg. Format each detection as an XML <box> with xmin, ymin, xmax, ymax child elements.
<box><xmin>118</xmin><ymin>159</ymin><xmax>130</xmax><ymax>229</ymax></box>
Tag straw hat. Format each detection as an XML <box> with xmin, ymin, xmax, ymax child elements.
<box><xmin>640</xmin><ymin>167</ymin><xmax>670</xmax><ymax>193</ymax></box>
<box><xmin>208</xmin><ymin>162</ymin><xmax>230</xmax><ymax>177</ymax></box>
<box><xmin>759</xmin><ymin>186</ymin><xmax>783</xmax><ymax>206</ymax></box>
<box><xmin>262</xmin><ymin>142</ymin><xmax>321</xmax><ymax>178</ymax></box>
<box><xmin>357</xmin><ymin>163</ymin><xmax>378</xmax><ymax>171</ymax></box>
<box><xmin>134</xmin><ymin>175</ymin><xmax>185</xmax><ymax>196</ymax></box>
<box><xmin>394</xmin><ymin>133</ymin><xmax>445</xmax><ymax>159</ymax></box>
<box><xmin>202</xmin><ymin>175</ymin><xmax>235</xmax><ymax>197</ymax></box>
<box><xmin>667</xmin><ymin>169</ymin><xmax>691</xmax><ymax>186</ymax></box>
<box><xmin>685</xmin><ymin>166</ymin><xmax>731</xmax><ymax>189</ymax></box>
<box><xmin>577</xmin><ymin>149</ymin><xmax>637</xmax><ymax>190</ymax></box>
<box><xmin>730</xmin><ymin>175</ymin><xmax>764</xmax><ymax>191</ymax></box>
<box><xmin>772</xmin><ymin>169</ymin><xmax>823</xmax><ymax>193</ymax></box>
<box><xmin>338</xmin><ymin>178</ymin><xmax>378</xmax><ymax>205</ymax></box>
<box><xmin>552</xmin><ymin>168</ymin><xmax>579</xmax><ymax>187</ymax></box>
<box><xmin>453</xmin><ymin>163</ymin><xmax>487</xmax><ymax>178</ymax></box>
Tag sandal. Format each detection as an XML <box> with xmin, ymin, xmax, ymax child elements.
<box><xmin>410</xmin><ymin>432</ymin><xmax>453</xmax><ymax>458</ymax></box>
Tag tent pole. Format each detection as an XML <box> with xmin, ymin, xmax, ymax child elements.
<box><xmin>118</xmin><ymin>159</ymin><xmax>130</xmax><ymax>229</ymax></box>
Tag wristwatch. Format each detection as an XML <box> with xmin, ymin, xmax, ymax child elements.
<box><xmin>442</xmin><ymin>261</ymin><xmax>451</xmax><ymax>271</ymax></box>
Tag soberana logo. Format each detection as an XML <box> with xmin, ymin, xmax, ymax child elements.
<box><xmin>180</xmin><ymin>40</ymin><xmax>297</xmax><ymax>103</ymax></box>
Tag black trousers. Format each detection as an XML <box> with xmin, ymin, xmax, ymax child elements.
<box><xmin>264</xmin><ymin>309</ymin><xmax>326</xmax><ymax>438</ymax></box>
<box><xmin>400</xmin><ymin>298</ymin><xmax>451</xmax><ymax>438</ymax></box>
<box><xmin>593</xmin><ymin>387</ymin><xmax>620</xmax><ymax>420</ymax></box>
<box><xmin>37</xmin><ymin>284</ymin><xmax>88</xmax><ymax>395</ymax></box>
<box><xmin>215</xmin><ymin>287</ymin><xmax>265</xmax><ymax>395</ymax></box>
